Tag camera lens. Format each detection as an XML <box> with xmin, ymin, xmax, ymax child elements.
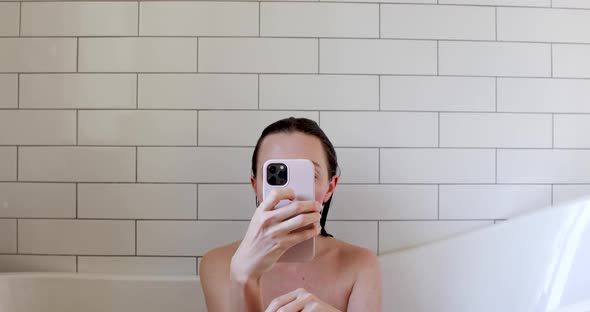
<box><xmin>268</xmin><ymin>176</ymin><xmax>277</xmax><ymax>185</ymax></box>
<box><xmin>278</xmin><ymin>170</ymin><xmax>287</xmax><ymax>180</ymax></box>
<box><xmin>269</xmin><ymin>165</ymin><xmax>276</xmax><ymax>174</ymax></box>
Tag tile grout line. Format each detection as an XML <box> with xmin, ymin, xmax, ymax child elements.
<box><xmin>136</xmin><ymin>74</ymin><xmax>139</xmax><ymax>109</ymax></box>
<box><xmin>495</xmin><ymin>148</ymin><xmax>498</xmax><ymax>183</ymax></box>
<box><xmin>196</xmin><ymin>184</ymin><xmax>199</xmax><ymax>220</ymax></box>
<box><xmin>16</xmin><ymin>219</ymin><xmax>18</xmax><ymax>254</ymax></box>
<box><xmin>135</xmin><ymin>220</ymin><xmax>138</xmax><ymax>256</ymax></box>
<box><xmin>18</xmin><ymin>2</ymin><xmax>22</xmax><ymax>36</ymax></box>
<box><xmin>437</xmin><ymin>184</ymin><xmax>440</xmax><ymax>219</ymax></box>
<box><xmin>376</xmin><ymin>221</ymin><xmax>380</xmax><ymax>255</ymax></box>
<box><xmin>552</xmin><ymin>114</ymin><xmax>555</xmax><ymax>148</ymax></box>
<box><xmin>378</xmin><ymin>75</ymin><xmax>381</xmax><ymax>111</ymax></box>
<box><xmin>495</xmin><ymin>6</ymin><xmax>498</xmax><ymax>41</ymax></box>
<box><xmin>495</xmin><ymin>77</ymin><xmax>498</xmax><ymax>112</ymax></box>
<box><xmin>317</xmin><ymin>38</ymin><xmax>320</xmax><ymax>73</ymax></box>
<box><xmin>436</xmin><ymin>41</ymin><xmax>439</xmax><ymax>75</ymax></box>
<box><xmin>196</xmin><ymin>111</ymin><xmax>200</xmax><ymax>145</ymax></box>
<box><xmin>550</xmin><ymin>44</ymin><xmax>554</xmax><ymax>77</ymax></box>
<box><xmin>437</xmin><ymin>112</ymin><xmax>440</xmax><ymax>147</ymax></box>
<box><xmin>258</xmin><ymin>1</ymin><xmax>261</xmax><ymax>37</ymax></box>
<box><xmin>377</xmin><ymin>148</ymin><xmax>381</xmax><ymax>183</ymax></box>
<box><xmin>196</xmin><ymin>37</ymin><xmax>199</xmax><ymax>73</ymax></box>
<box><xmin>135</xmin><ymin>147</ymin><xmax>138</xmax><ymax>182</ymax></box>
<box><xmin>15</xmin><ymin>146</ymin><xmax>18</xmax><ymax>181</ymax></box>
<box><xmin>16</xmin><ymin>73</ymin><xmax>20</xmax><ymax>109</ymax></box>
<box><xmin>76</xmin><ymin>110</ymin><xmax>79</xmax><ymax>145</ymax></box>
<box><xmin>378</xmin><ymin>3</ymin><xmax>381</xmax><ymax>39</ymax></box>
<box><xmin>137</xmin><ymin>0</ymin><xmax>140</xmax><ymax>36</ymax></box>
<box><xmin>76</xmin><ymin>38</ymin><xmax>79</xmax><ymax>72</ymax></box>
<box><xmin>75</xmin><ymin>183</ymin><xmax>78</xmax><ymax>219</ymax></box>
<box><xmin>76</xmin><ymin>256</ymin><xmax>79</xmax><ymax>272</ymax></box>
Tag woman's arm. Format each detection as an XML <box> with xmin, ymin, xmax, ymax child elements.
<box><xmin>346</xmin><ymin>250</ymin><xmax>382</xmax><ymax>312</ymax></box>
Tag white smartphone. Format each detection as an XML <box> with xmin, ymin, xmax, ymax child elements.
<box><xmin>262</xmin><ymin>159</ymin><xmax>316</xmax><ymax>262</ymax></box>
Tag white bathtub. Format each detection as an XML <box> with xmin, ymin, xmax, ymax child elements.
<box><xmin>1</xmin><ymin>196</ymin><xmax>589</xmax><ymax>312</ymax></box>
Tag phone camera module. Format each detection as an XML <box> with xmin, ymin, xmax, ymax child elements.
<box><xmin>267</xmin><ymin>163</ymin><xmax>288</xmax><ymax>186</ymax></box>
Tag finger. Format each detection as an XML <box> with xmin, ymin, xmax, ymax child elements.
<box><xmin>279</xmin><ymin>223</ymin><xmax>321</xmax><ymax>249</ymax></box>
<box><xmin>259</xmin><ymin>188</ymin><xmax>296</xmax><ymax>212</ymax></box>
<box><xmin>269</xmin><ymin>201</ymin><xmax>321</xmax><ymax>223</ymax></box>
<box><xmin>265</xmin><ymin>288</ymin><xmax>307</xmax><ymax>312</ymax></box>
<box><xmin>276</xmin><ymin>291</ymin><xmax>315</xmax><ymax>312</ymax></box>
<box><xmin>268</xmin><ymin>212</ymin><xmax>321</xmax><ymax>237</ymax></box>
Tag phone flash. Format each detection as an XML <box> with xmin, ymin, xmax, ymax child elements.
<box><xmin>280</xmin><ymin>165</ymin><xmax>285</xmax><ymax>170</ymax></box>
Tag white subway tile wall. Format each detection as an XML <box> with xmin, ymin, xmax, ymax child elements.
<box><xmin>1</xmin><ymin>1</ymin><xmax>589</xmax><ymax>275</ymax></box>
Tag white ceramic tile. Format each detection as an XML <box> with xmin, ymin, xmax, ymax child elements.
<box><xmin>553</xmin><ymin>185</ymin><xmax>590</xmax><ymax>205</ymax></box>
<box><xmin>137</xmin><ymin>221</ymin><xmax>248</xmax><ymax>256</ymax></box>
<box><xmin>323</xmin><ymin>0</ymin><xmax>434</xmax><ymax>3</ymax></box>
<box><xmin>140</xmin><ymin>2</ymin><xmax>257</xmax><ymax>36</ymax></box>
<box><xmin>259</xmin><ymin>75</ymin><xmax>378</xmax><ymax>111</ymax></box>
<box><xmin>320</xmin><ymin>39</ymin><xmax>436</xmax><ymax>75</ymax></box>
<box><xmin>19</xmin><ymin>219</ymin><xmax>135</xmax><ymax>255</ymax></box>
<box><xmin>328</xmin><ymin>221</ymin><xmax>378</xmax><ymax>253</ymax></box>
<box><xmin>78</xmin><ymin>110</ymin><xmax>197</xmax><ymax>146</ymax></box>
<box><xmin>0</xmin><ymin>219</ymin><xmax>16</xmax><ymax>253</ymax></box>
<box><xmin>379</xmin><ymin>220</ymin><xmax>491</xmax><ymax>253</ymax></box>
<box><xmin>0</xmin><ymin>183</ymin><xmax>75</xmax><ymax>218</ymax></box>
<box><xmin>0</xmin><ymin>74</ymin><xmax>17</xmax><ymax>108</ymax></box>
<box><xmin>0</xmin><ymin>3</ymin><xmax>19</xmax><ymax>36</ymax></box>
<box><xmin>198</xmin><ymin>111</ymin><xmax>318</xmax><ymax>146</ymax></box>
<box><xmin>554</xmin><ymin>115</ymin><xmax>590</xmax><ymax>148</ymax></box>
<box><xmin>0</xmin><ymin>38</ymin><xmax>76</xmax><ymax>72</ymax></box>
<box><xmin>381</xmin><ymin>148</ymin><xmax>496</xmax><ymax>183</ymax></box>
<box><xmin>498</xmin><ymin>7</ymin><xmax>590</xmax><ymax>43</ymax></box>
<box><xmin>552</xmin><ymin>0</ymin><xmax>590</xmax><ymax>8</ymax></box>
<box><xmin>439</xmin><ymin>41</ymin><xmax>551</xmax><ymax>77</ymax></box>
<box><xmin>381</xmin><ymin>4</ymin><xmax>494</xmax><ymax>40</ymax></box>
<box><xmin>261</xmin><ymin>2</ymin><xmax>378</xmax><ymax>38</ymax></box>
<box><xmin>138</xmin><ymin>147</ymin><xmax>252</xmax><ymax>183</ymax></box>
<box><xmin>498</xmin><ymin>149</ymin><xmax>590</xmax><ymax>183</ymax></box>
<box><xmin>553</xmin><ymin>44</ymin><xmax>590</xmax><ymax>78</ymax></box>
<box><xmin>78</xmin><ymin>256</ymin><xmax>197</xmax><ymax>275</ymax></box>
<box><xmin>498</xmin><ymin>78</ymin><xmax>590</xmax><ymax>113</ymax></box>
<box><xmin>19</xmin><ymin>147</ymin><xmax>135</xmax><ymax>182</ymax></box>
<box><xmin>0</xmin><ymin>110</ymin><xmax>76</xmax><ymax>145</ymax></box>
<box><xmin>335</xmin><ymin>148</ymin><xmax>379</xmax><ymax>184</ymax></box>
<box><xmin>79</xmin><ymin>184</ymin><xmax>197</xmax><ymax>219</ymax></box>
<box><xmin>440</xmin><ymin>113</ymin><xmax>552</xmax><ymax>148</ymax></box>
<box><xmin>78</xmin><ymin>38</ymin><xmax>198</xmax><ymax>72</ymax></box>
<box><xmin>440</xmin><ymin>0</ymin><xmax>549</xmax><ymax>6</ymax></box>
<box><xmin>0</xmin><ymin>255</ymin><xmax>76</xmax><ymax>272</ymax></box>
<box><xmin>320</xmin><ymin>112</ymin><xmax>438</xmax><ymax>147</ymax></box>
<box><xmin>329</xmin><ymin>185</ymin><xmax>438</xmax><ymax>220</ymax></box>
<box><xmin>21</xmin><ymin>2</ymin><xmax>138</xmax><ymax>36</ymax></box>
<box><xmin>381</xmin><ymin>76</ymin><xmax>495</xmax><ymax>112</ymax></box>
<box><xmin>138</xmin><ymin>74</ymin><xmax>257</xmax><ymax>109</ymax></box>
<box><xmin>439</xmin><ymin>185</ymin><xmax>552</xmax><ymax>219</ymax></box>
<box><xmin>20</xmin><ymin>74</ymin><xmax>136</xmax><ymax>109</ymax></box>
<box><xmin>198</xmin><ymin>38</ymin><xmax>318</xmax><ymax>73</ymax></box>
<box><xmin>0</xmin><ymin>147</ymin><xmax>16</xmax><ymax>181</ymax></box>
<box><xmin>198</xmin><ymin>184</ymin><xmax>254</xmax><ymax>220</ymax></box>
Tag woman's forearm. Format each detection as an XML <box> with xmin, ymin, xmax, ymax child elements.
<box><xmin>230</xmin><ymin>272</ymin><xmax>264</xmax><ymax>312</ymax></box>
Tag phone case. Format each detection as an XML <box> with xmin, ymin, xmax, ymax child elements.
<box><xmin>262</xmin><ymin>159</ymin><xmax>316</xmax><ymax>262</ymax></box>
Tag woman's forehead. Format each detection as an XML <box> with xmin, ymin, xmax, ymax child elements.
<box><xmin>257</xmin><ymin>132</ymin><xmax>326</xmax><ymax>167</ymax></box>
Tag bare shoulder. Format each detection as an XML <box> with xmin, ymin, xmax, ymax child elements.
<box><xmin>199</xmin><ymin>240</ymin><xmax>242</xmax><ymax>312</ymax></box>
<box><xmin>328</xmin><ymin>238</ymin><xmax>380</xmax><ymax>273</ymax></box>
<box><xmin>199</xmin><ymin>240</ymin><xmax>241</xmax><ymax>275</ymax></box>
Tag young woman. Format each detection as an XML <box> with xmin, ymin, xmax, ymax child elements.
<box><xmin>200</xmin><ymin>117</ymin><xmax>382</xmax><ymax>312</ymax></box>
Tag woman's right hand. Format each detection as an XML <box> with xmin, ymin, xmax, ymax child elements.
<box><xmin>230</xmin><ymin>187</ymin><xmax>322</xmax><ymax>283</ymax></box>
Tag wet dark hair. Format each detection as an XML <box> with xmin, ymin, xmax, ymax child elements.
<box><xmin>251</xmin><ymin>117</ymin><xmax>339</xmax><ymax>237</ymax></box>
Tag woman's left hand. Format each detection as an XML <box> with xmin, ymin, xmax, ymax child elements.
<box><xmin>265</xmin><ymin>288</ymin><xmax>341</xmax><ymax>312</ymax></box>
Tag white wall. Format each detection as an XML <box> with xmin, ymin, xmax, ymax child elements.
<box><xmin>1</xmin><ymin>0</ymin><xmax>590</xmax><ymax>275</ymax></box>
